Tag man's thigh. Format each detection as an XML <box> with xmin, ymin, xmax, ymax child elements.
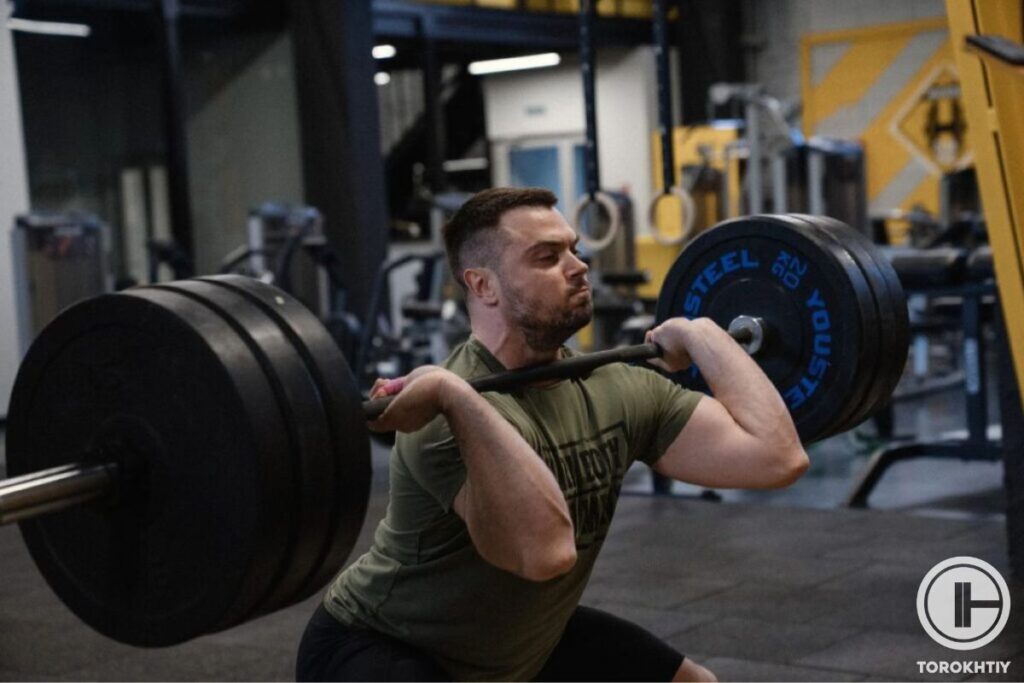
<box><xmin>534</xmin><ymin>604</ymin><xmax>685</xmax><ymax>682</ymax></box>
<box><xmin>296</xmin><ymin>604</ymin><xmax>449</xmax><ymax>682</ymax></box>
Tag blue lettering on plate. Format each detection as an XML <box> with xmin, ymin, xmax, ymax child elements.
<box><xmin>770</xmin><ymin>249</ymin><xmax>808</xmax><ymax>290</ymax></box>
<box><xmin>682</xmin><ymin>249</ymin><xmax>759</xmax><ymax>317</ymax></box>
<box><xmin>784</xmin><ymin>288</ymin><xmax>832</xmax><ymax>410</ymax></box>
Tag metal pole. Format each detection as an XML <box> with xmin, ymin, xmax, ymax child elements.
<box><xmin>421</xmin><ymin>18</ymin><xmax>446</xmax><ymax>194</ymax></box>
<box><xmin>721</xmin><ymin>145</ymin><xmax>734</xmax><ymax>219</ymax></box>
<box><xmin>247</xmin><ymin>210</ymin><xmax>265</xmax><ymax>275</ymax></box>
<box><xmin>156</xmin><ymin>0</ymin><xmax>194</xmax><ymax>255</ymax></box>
<box><xmin>771</xmin><ymin>154</ymin><xmax>787</xmax><ymax>213</ymax></box>
<box><xmin>962</xmin><ymin>289</ymin><xmax>988</xmax><ymax>446</ymax></box>
<box><xmin>579</xmin><ymin>0</ymin><xmax>601</xmax><ymax>197</ymax></box>
<box><xmin>807</xmin><ymin>146</ymin><xmax>825</xmax><ymax>216</ymax></box>
<box><xmin>0</xmin><ymin>462</ymin><xmax>117</xmax><ymax>525</ymax></box>
<box><xmin>745</xmin><ymin>100</ymin><xmax>762</xmax><ymax>213</ymax></box>
<box><xmin>653</xmin><ymin>0</ymin><xmax>675</xmax><ymax>194</ymax></box>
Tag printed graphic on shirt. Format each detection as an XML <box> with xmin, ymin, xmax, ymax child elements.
<box><xmin>535</xmin><ymin>423</ymin><xmax>629</xmax><ymax>550</ymax></box>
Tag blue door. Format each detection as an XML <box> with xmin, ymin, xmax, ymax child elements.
<box><xmin>508</xmin><ymin>146</ymin><xmax>563</xmax><ymax>209</ymax></box>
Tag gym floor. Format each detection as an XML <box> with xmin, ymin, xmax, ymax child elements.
<box><xmin>1</xmin><ymin>384</ymin><xmax>1022</xmax><ymax>681</ymax></box>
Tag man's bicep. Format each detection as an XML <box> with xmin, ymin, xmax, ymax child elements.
<box><xmin>630</xmin><ymin>368</ymin><xmax>702</xmax><ymax>466</ymax></box>
<box><xmin>396</xmin><ymin>418</ymin><xmax>467</xmax><ymax>512</ymax></box>
<box><xmin>652</xmin><ymin>395</ymin><xmax>767</xmax><ymax>487</ymax></box>
<box><xmin>400</xmin><ymin>397</ymin><xmax>534</xmax><ymax>513</ymax></box>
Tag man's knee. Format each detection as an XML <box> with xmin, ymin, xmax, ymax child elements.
<box><xmin>673</xmin><ymin>657</ymin><xmax>717</xmax><ymax>682</ymax></box>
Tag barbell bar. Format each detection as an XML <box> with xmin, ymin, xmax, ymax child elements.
<box><xmin>362</xmin><ymin>319</ymin><xmax>763</xmax><ymax>420</ymax></box>
<box><xmin>0</xmin><ymin>213</ymin><xmax>908</xmax><ymax>647</ymax></box>
<box><xmin>0</xmin><ymin>462</ymin><xmax>117</xmax><ymax>525</ymax></box>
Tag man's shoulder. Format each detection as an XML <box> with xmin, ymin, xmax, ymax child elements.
<box><xmin>440</xmin><ymin>338</ymin><xmax>493</xmax><ymax>379</ymax></box>
<box><xmin>589</xmin><ymin>354</ymin><xmax>668</xmax><ymax>388</ymax></box>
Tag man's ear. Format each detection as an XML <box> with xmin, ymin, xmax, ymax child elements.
<box><xmin>463</xmin><ymin>267</ymin><xmax>499</xmax><ymax>307</ymax></box>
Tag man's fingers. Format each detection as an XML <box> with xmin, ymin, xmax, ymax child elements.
<box><xmin>646</xmin><ymin>357</ymin><xmax>671</xmax><ymax>372</ymax></box>
<box><xmin>370</xmin><ymin>377</ymin><xmax>406</xmax><ymax>399</ymax></box>
<box><xmin>645</xmin><ymin>328</ymin><xmax>667</xmax><ymax>369</ymax></box>
<box><xmin>405</xmin><ymin>364</ymin><xmax>442</xmax><ymax>382</ymax></box>
<box><xmin>383</xmin><ymin>378</ymin><xmax>406</xmax><ymax>395</ymax></box>
<box><xmin>370</xmin><ymin>378</ymin><xmax>389</xmax><ymax>399</ymax></box>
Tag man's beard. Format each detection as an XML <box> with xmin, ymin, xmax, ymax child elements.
<box><xmin>505</xmin><ymin>284</ymin><xmax>593</xmax><ymax>352</ymax></box>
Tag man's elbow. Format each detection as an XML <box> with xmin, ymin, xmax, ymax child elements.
<box><xmin>518</xmin><ymin>539</ymin><xmax>578</xmax><ymax>582</ymax></box>
<box><xmin>766</xmin><ymin>446</ymin><xmax>809</xmax><ymax>488</ymax></box>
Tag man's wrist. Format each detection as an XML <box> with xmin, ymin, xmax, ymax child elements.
<box><xmin>436</xmin><ymin>372</ymin><xmax>474</xmax><ymax>414</ymax></box>
<box><xmin>661</xmin><ymin>317</ymin><xmax>699</xmax><ymax>353</ymax></box>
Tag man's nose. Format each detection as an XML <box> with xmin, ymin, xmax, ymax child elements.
<box><xmin>567</xmin><ymin>251</ymin><xmax>589</xmax><ymax>277</ymax></box>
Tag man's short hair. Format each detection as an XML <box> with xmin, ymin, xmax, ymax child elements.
<box><xmin>443</xmin><ymin>187</ymin><xmax>558</xmax><ymax>290</ymax></box>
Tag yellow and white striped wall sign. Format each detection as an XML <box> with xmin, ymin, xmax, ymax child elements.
<box><xmin>800</xmin><ymin>17</ymin><xmax>970</xmax><ymax>243</ymax></box>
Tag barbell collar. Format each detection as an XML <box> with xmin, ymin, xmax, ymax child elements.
<box><xmin>727</xmin><ymin>315</ymin><xmax>765</xmax><ymax>355</ymax></box>
<box><xmin>0</xmin><ymin>461</ymin><xmax>117</xmax><ymax>525</ymax></box>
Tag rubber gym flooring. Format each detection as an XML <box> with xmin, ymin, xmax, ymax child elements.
<box><xmin>1</xmin><ymin>384</ymin><xmax>1023</xmax><ymax>681</ymax></box>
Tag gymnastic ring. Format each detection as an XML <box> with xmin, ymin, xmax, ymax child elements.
<box><xmin>647</xmin><ymin>186</ymin><xmax>696</xmax><ymax>246</ymax></box>
<box><xmin>572</xmin><ymin>191</ymin><xmax>622</xmax><ymax>252</ymax></box>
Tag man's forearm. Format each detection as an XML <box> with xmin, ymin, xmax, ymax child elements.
<box><xmin>441</xmin><ymin>380</ymin><xmax>577</xmax><ymax>581</ymax></box>
<box><xmin>685</xmin><ymin>321</ymin><xmax>799</xmax><ymax>449</ymax></box>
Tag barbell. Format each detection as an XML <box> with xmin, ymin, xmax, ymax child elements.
<box><xmin>0</xmin><ymin>213</ymin><xmax>908</xmax><ymax>647</ymax></box>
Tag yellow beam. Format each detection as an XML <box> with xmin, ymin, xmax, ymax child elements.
<box><xmin>945</xmin><ymin>0</ymin><xmax>1024</xmax><ymax>394</ymax></box>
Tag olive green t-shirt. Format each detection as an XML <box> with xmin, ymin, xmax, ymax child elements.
<box><xmin>325</xmin><ymin>337</ymin><xmax>702</xmax><ymax>681</ymax></box>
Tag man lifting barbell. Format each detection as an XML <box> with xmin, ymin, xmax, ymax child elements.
<box><xmin>295</xmin><ymin>187</ymin><xmax>810</xmax><ymax>682</ymax></box>
<box><xmin>0</xmin><ymin>190</ymin><xmax>906</xmax><ymax>668</ymax></box>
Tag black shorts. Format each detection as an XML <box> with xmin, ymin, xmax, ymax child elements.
<box><xmin>296</xmin><ymin>603</ymin><xmax>684</xmax><ymax>681</ymax></box>
<box><xmin>534</xmin><ymin>605</ymin><xmax>685</xmax><ymax>681</ymax></box>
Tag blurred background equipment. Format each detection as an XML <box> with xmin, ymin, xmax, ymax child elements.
<box><xmin>11</xmin><ymin>211</ymin><xmax>111</xmax><ymax>355</ymax></box>
<box><xmin>0</xmin><ymin>0</ymin><xmax>1023</xmax><ymax>677</ymax></box>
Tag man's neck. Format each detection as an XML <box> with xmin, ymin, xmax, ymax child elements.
<box><xmin>471</xmin><ymin>322</ymin><xmax>560</xmax><ymax>370</ymax></box>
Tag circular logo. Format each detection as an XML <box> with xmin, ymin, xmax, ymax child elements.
<box><xmin>917</xmin><ymin>556</ymin><xmax>1011</xmax><ymax>650</ymax></box>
